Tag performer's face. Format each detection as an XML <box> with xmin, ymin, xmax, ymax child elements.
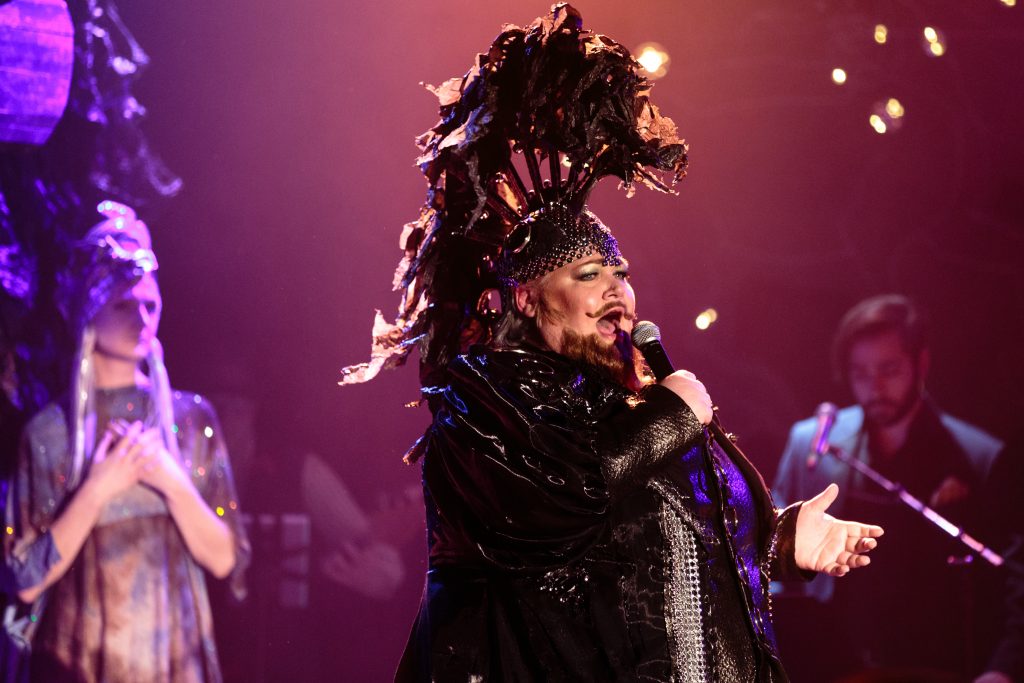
<box><xmin>847</xmin><ymin>330</ymin><xmax>928</xmax><ymax>427</ymax></box>
<box><xmin>515</xmin><ymin>252</ymin><xmax>636</xmax><ymax>354</ymax></box>
<box><xmin>93</xmin><ymin>272</ymin><xmax>163</xmax><ymax>363</ymax></box>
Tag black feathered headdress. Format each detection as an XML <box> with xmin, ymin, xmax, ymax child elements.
<box><xmin>341</xmin><ymin>3</ymin><xmax>687</xmax><ymax>389</ymax></box>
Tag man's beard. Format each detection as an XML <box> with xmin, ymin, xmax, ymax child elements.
<box><xmin>560</xmin><ymin>328</ymin><xmax>646</xmax><ymax>390</ymax></box>
<box><xmin>863</xmin><ymin>376</ymin><xmax>922</xmax><ymax>428</ymax></box>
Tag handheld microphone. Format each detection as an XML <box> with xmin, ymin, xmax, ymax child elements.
<box><xmin>630</xmin><ymin>321</ymin><xmax>674</xmax><ymax>381</ymax></box>
<box><xmin>632</xmin><ymin>320</ymin><xmax>759</xmax><ymax>470</ymax></box>
<box><xmin>806</xmin><ymin>402</ymin><xmax>838</xmax><ymax>470</ymax></box>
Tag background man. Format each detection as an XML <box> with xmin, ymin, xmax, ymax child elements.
<box><xmin>773</xmin><ymin>294</ymin><xmax>1016</xmax><ymax>681</ymax></box>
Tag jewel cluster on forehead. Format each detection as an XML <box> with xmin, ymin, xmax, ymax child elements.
<box><xmin>59</xmin><ymin>200</ymin><xmax>160</xmax><ymax>331</ymax></box>
<box><xmin>498</xmin><ymin>203</ymin><xmax>623</xmax><ymax>287</ymax></box>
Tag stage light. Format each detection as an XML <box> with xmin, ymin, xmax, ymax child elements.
<box><xmin>923</xmin><ymin>26</ymin><xmax>947</xmax><ymax>57</ymax></box>
<box><xmin>885</xmin><ymin>98</ymin><xmax>905</xmax><ymax>119</ymax></box>
<box><xmin>831</xmin><ymin>68</ymin><xmax>847</xmax><ymax>85</ymax></box>
<box><xmin>635</xmin><ymin>42</ymin><xmax>670</xmax><ymax>80</ymax></box>
<box><xmin>695</xmin><ymin>308</ymin><xmax>718</xmax><ymax>331</ymax></box>
<box><xmin>1001</xmin><ymin>0</ymin><xmax>1016</xmax><ymax>6</ymax></box>
<box><xmin>874</xmin><ymin>24</ymin><xmax>888</xmax><ymax>44</ymax></box>
<box><xmin>870</xmin><ymin>96</ymin><xmax>904</xmax><ymax>134</ymax></box>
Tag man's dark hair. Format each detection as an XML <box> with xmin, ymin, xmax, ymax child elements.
<box><xmin>832</xmin><ymin>294</ymin><xmax>929</xmax><ymax>383</ymax></box>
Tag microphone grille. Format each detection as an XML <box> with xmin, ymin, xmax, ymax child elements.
<box><xmin>631</xmin><ymin>320</ymin><xmax>661</xmax><ymax>348</ymax></box>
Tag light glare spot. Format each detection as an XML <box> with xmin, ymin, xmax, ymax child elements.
<box><xmin>1002</xmin><ymin>0</ymin><xmax>1016</xmax><ymax>6</ymax></box>
<box><xmin>695</xmin><ymin>308</ymin><xmax>718</xmax><ymax>331</ymax></box>
<box><xmin>885</xmin><ymin>98</ymin><xmax>905</xmax><ymax>119</ymax></box>
<box><xmin>922</xmin><ymin>26</ymin><xmax>947</xmax><ymax>57</ymax></box>
<box><xmin>831</xmin><ymin>68</ymin><xmax>847</xmax><ymax>85</ymax></box>
<box><xmin>635</xmin><ymin>42</ymin><xmax>670</xmax><ymax>80</ymax></box>
<box><xmin>215</xmin><ymin>506</ymin><xmax>225</xmax><ymax>517</ymax></box>
<box><xmin>874</xmin><ymin>24</ymin><xmax>888</xmax><ymax>44</ymax></box>
<box><xmin>203</xmin><ymin>426</ymin><xmax>214</xmax><ymax>438</ymax></box>
<box><xmin>870</xmin><ymin>114</ymin><xmax>887</xmax><ymax>134</ymax></box>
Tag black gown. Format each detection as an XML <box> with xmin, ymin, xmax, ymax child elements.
<box><xmin>398</xmin><ymin>345</ymin><xmax>806</xmax><ymax>682</ymax></box>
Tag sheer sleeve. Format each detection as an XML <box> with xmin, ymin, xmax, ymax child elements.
<box><xmin>2</xmin><ymin>405</ymin><xmax>70</xmax><ymax>597</ymax></box>
<box><xmin>175</xmin><ymin>394</ymin><xmax>251</xmax><ymax>599</ymax></box>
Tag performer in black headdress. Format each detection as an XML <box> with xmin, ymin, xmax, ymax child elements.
<box><xmin>342</xmin><ymin>6</ymin><xmax>883</xmax><ymax>681</ymax></box>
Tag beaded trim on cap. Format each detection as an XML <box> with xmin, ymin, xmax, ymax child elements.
<box><xmin>498</xmin><ymin>204</ymin><xmax>622</xmax><ymax>287</ymax></box>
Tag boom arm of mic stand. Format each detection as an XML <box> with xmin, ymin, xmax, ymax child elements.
<box><xmin>823</xmin><ymin>445</ymin><xmax>1006</xmax><ymax>567</ymax></box>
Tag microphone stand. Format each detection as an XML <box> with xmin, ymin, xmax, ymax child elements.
<box><xmin>821</xmin><ymin>444</ymin><xmax>1009</xmax><ymax>568</ymax></box>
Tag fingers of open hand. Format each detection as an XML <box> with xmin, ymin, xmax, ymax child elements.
<box><xmin>860</xmin><ymin>524</ymin><xmax>884</xmax><ymax>538</ymax></box>
<box><xmin>826</xmin><ymin>563</ymin><xmax>851</xmax><ymax>577</ymax></box>
<box><xmin>846</xmin><ymin>535</ymin><xmax>878</xmax><ymax>554</ymax></box>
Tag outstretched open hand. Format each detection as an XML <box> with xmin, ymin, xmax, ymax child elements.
<box><xmin>794</xmin><ymin>483</ymin><xmax>884</xmax><ymax>576</ymax></box>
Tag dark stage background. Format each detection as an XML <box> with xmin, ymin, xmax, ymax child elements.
<box><xmin>107</xmin><ymin>1</ymin><xmax>1023</xmax><ymax>680</ymax></box>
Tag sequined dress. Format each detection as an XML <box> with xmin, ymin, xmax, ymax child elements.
<box><xmin>397</xmin><ymin>346</ymin><xmax>806</xmax><ymax>682</ymax></box>
<box><xmin>4</xmin><ymin>387</ymin><xmax>249</xmax><ymax>683</ymax></box>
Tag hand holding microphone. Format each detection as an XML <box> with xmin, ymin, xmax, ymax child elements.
<box><xmin>631</xmin><ymin>321</ymin><xmax>713</xmax><ymax>424</ymax></box>
<box><xmin>659</xmin><ymin>370</ymin><xmax>714</xmax><ymax>425</ymax></box>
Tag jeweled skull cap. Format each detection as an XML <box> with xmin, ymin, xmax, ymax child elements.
<box><xmin>498</xmin><ymin>204</ymin><xmax>622</xmax><ymax>287</ymax></box>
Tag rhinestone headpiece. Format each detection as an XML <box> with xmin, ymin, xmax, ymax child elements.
<box><xmin>498</xmin><ymin>204</ymin><xmax>622</xmax><ymax>287</ymax></box>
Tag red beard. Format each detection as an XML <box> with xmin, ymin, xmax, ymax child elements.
<box><xmin>559</xmin><ymin>328</ymin><xmax>648</xmax><ymax>391</ymax></box>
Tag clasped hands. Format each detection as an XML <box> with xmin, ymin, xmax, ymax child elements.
<box><xmin>84</xmin><ymin>419</ymin><xmax>190</xmax><ymax>504</ymax></box>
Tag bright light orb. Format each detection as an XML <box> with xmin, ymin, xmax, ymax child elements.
<box><xmin>922</xmin><ymin>26</ymin><xmax>947</xmax><ymax>57</ymax></box>
<box><xmin>695</xmin><ymin>308</ymin><xmax>718</xmax><ymax>331</ymax></box>
<box><xmin>874</xmin><ymin>24</ymin><xmax>888</xmax><ymax>44</ymax></box>
<box><xmin>635</xmin><ymin>42</ymin><xmax>670</xmax><ymax>80</ymax></box>
<box><xmin>831</xmin><ymin>68</ymin><xmax>848</xmax><ymax>85</ymax></box>
<box><xmin>885</xmin><ymin>98</ymin><xmax>905</xmax><ymax>119</ymax></box>
<box><xmin>1001</xmin><ymin>0</ymin><xmax>1016</xmax><ymax>7</ymax></box>
<box><xmin>870</xmin><ymin>97</ymin><xmax>905</xmax><ymax>134</ymax></box>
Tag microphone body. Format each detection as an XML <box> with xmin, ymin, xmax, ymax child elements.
<box><xmin>631</xmin><ymin>321</ymin><xmax>675</xmax><ymax>381</ymax></box>
<box><xmin>806</xmin><ymin>402</ymin><xmax>838</xmax><ymax>470</ymax></box>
